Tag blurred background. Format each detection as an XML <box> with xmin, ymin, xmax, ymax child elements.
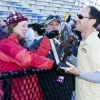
<box><xmin>0</xmin><ymin>0</ymin><xmax>100</xmax><ymax>24</ymax></box>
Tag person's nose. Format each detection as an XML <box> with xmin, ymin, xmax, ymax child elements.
<box><xmin>74</xmin><ymin>15</ymin><xmax>80</xmax><ymax>22</ymax></box>
<box><xmin>53</xmin><ymin>25</ymin><xmax>58</xmax><ymax>30</ymax></box>
<box><xmin>25</xmin><ymin>27</ymin><xmax>28</xmax><ymax>32</ymax></box>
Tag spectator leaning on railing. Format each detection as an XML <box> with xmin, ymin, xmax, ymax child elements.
<box><xmin>0</xmin><ymin>11</ymin><xmax>57</xmax><ymax>100</ymax></box>
<box><xmin>29</xmin><ymin>14</ymin><xmax>75</xmax><ymax>100</ymax></box>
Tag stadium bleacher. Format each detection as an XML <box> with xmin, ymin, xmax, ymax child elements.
<box><xmin>0</xmin><ymin>0</ymin><xmax>83</xmax><ymax>23</ymax></box>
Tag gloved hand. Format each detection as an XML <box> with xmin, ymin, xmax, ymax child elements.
<box><xmin>53</xmin><ymin>62</ymin><xmax>66</xmax><ymax>73</ymax></box>
<box><xmin>45</xmin><ymin>30</ymin><xmax>59</xmax><ymax>39</ymax></box>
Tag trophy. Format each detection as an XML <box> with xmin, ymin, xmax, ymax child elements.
<box><xmin>50</xmin><ymin>22</ymin><xmax>74</xmax><ymax>83</ymax></box>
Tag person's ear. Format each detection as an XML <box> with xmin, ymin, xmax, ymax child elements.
<box><xmin>90</xmin><ymin>19</ymin><xmax>96</xmax><ymax>27</ymax></box>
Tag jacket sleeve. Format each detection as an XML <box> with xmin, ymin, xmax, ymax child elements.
<box><xmin>0</xmin><ymin>38</ymin><xmax>54</xmax><ymax>70</ymax></box>
<box><xmin>30</xmin><ymin>36</ymin><xmax>51</xmax><ymax>57</ymax></box>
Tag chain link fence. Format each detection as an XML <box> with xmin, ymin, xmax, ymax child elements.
<box><xmin>0</xmin><ymin>67</ymin><xmax>75</xmax><ymax>100</ymax></box>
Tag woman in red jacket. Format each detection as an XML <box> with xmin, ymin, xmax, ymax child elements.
<box><xmin>0</xmin><ymin>11</ymin><xmax>55</xmax><ymax>100</ymax></box>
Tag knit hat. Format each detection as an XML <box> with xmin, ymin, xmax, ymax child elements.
<box><xmin>6</xmin><ymin>11</ymin><xmax>28</xmax><ymax>26</ymax></box>
<box><xmin>28</xmin><ymin>23</ymin><xmax>45</xmax><ymax>36</ymax></box>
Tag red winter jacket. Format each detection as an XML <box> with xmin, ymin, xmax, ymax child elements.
<box><xmin>0</xmin><ymin>33</ymin><xmax>54</xmax><ymax>100</ymax></box>
<box><xmin>0</xmin><ymin>33</ymin><xmax>54</xmax><ymax>72</ymax></box>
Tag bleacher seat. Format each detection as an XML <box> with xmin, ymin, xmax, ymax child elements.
<box><xmin>6</xmin><ymin>1</ymin><xmax>15</xmax><ymax>5</ymax></box>
<box><xmin>0</xmin><ymin>0</ymin><xmax>83</xmax><ymax>23</ymax></box>
<box><xmin>16</xmin><ymin>3</ymin><xmax>22</xmax><ymax>6</ymax></box>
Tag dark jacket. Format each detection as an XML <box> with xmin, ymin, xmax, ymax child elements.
<box><xmin>0</xmin><ymin>26</ymin><xmax>6</xmax><ymax>33</ymax></box>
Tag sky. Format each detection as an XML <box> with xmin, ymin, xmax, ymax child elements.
<box><xmin>77</xmin><ymin>0</ymin><xmax>100</xmax><ymax>9</ymax></box>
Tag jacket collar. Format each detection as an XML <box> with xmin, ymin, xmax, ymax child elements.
<box><xmin>8</xmin><ymin>33</ymin><xmax>19</xmax><ymax>45</ymax></box>
<box><xmin>80</xmin><ymin>30</ymin><xmax>99</xmax><ymax>46</ymax></box>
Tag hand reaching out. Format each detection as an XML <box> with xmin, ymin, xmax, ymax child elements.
<box><xmin>60</xmin><ymin>62</ymin><xmax>80</xmax><ymax>76</ymax></box>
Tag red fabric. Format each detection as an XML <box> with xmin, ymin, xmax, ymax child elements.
<box><xmin>0</xmin><ymin>34</ymin><xmax>54</xmax><ymax>100</ymax></box>
<box><xmin>0</xmin><ymin>34</ymin><xmax>54</xmax><ymax>72</ymax></box>
<box><xmin>0</xmin><ymin>80</ymin><xmax>3</xmax><ymax>100</ymax></box>
<box><xmin>11</xmin><ymin>74</ymin><xmax>44</xmax><ymax>100</ymax></box>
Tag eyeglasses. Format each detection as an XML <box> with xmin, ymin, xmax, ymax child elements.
<box><xmin>77</xmin><ymin>14</ymin><xmax>93</xmax><ymax>19</ymax></box>
<box><xmin>46</xmin><ymin>15</ymin><xmax>62</xmax><ymax>21</ymax></box>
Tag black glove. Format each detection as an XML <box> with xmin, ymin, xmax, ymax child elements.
<box><xmin>45</xmin><ymin>30</ymin><xmax>59</xmax><ymax>39</ymax></box>
<box><xmin>53</xmin><ymin>62</ymin><xmax>66</xmax><ymax>74</ymax></box>
<box><xmin>53</xmin><ymin>62</ymin><xmax>60</xmax><ymax>71</ymax></box>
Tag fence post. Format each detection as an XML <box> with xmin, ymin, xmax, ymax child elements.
<box><xmin>3</xmin><ymin>78</ymin><xmax>12</xmax><ymax>100</ymax></box>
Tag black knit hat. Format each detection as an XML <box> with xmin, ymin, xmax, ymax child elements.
<box><xmin>28</xmin><ymin>23</ymin><xmax>45</xmax><ymax>36</ymax></box>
